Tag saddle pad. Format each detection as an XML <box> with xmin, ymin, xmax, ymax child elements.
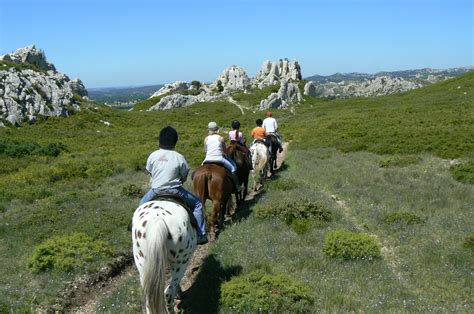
<box><xmin>151</xmin><ymin>192</ymin><xmax>198</xmax><ymax>230</ymax></box>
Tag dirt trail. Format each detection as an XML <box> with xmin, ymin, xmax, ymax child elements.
<box><xmin>227</xmin><ymin>96</ymin><xmax>245</xmax><ymax>115</ymax></box>
<box><xmin>65</xmin><ymin>142</ymin><xmax>289</xmax><ymax>313</ymax></box>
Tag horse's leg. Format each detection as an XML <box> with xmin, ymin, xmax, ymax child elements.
<box><xmin>211</xmin><ymin>199</ymin><xmax>220</xmax><ymax>239</ymax></box>
<box><xmin>165</xmin><ymin>259</ymin><xmax>189</xmax><ymax>313</ymax></box>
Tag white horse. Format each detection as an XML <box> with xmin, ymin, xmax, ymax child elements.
<box><xmin>249</xmin><ymin>142</ymin><xmax>270</xmax><ymax>191</ymax></box>
<box><xmin>132</xmin><ymin>200</ymin><xmax>197</xmax><ymax>313</ymax></box>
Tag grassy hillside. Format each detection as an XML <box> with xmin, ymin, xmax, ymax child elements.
<box><xmin>0</xmin><ymin>73</ymin><xmax>473</xmax><ymax>311</ymax></box>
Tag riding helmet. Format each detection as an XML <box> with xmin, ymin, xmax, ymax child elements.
<box><xmin>231</xmin><ymin>120</ymin><xmax>241</xmax><ymax>129</ymax></box>
<box><xmin>208</xmin><ymin>121</ymin><xmax>219</xmax><ymax>131</ymax></box>
<box><xmin>266</xmin><ymin>111</ymin><xmax>273</xmax><ymax>117</ymax></box>
<box><xmin>159</xmin><ymin>126</ymin><xmax>178</xmax><ymax>149</ymax></box>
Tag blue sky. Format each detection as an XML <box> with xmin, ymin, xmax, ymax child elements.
<box><xmin>1</xmin><ymin>0</ymin><xmax>472</xmax><ymax>88</ymax></box>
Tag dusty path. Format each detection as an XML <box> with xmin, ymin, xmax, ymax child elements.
<box><xmin>227</xmin><ymin>96</ymin><xmax>245</xmax><ymax>115</ymax></box>
<box><xmin>65</xmin><ymin>143</ymin><xmax>289</xmax><ymax>313</ymax></box>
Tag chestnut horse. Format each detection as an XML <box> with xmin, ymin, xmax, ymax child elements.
<box><xmin>226</xmin><ymin>142</ymin><xmax>250</xmax><ymax>203</ymax></box>
<box><xmin>193</xmin><ymin>163</ymin><xmax>235</xmax><ymax>238</ymax></box>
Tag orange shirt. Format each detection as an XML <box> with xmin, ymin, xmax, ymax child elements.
<box><xmin>251</xmin><ymin>127</ymin><xmax>266</xmax><ymax>139</ymax></box>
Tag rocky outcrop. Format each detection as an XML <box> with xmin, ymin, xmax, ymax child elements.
<box><xmin>212</xmin><ymin>66</ymin><xmax>250</xmax><ymax>92</ymax></box>
<box><xmin>259</xmin><ymin>79</ymin><xmax>303</xmax><ymax>110</ymax></box>
<box><xmin>304</xmin><ymin>81</ymin><xmax>317</xmax><ymax>96</ymax></box>
<box><xmin>150</xmin><ymin>81</ymin><xmax>189</xmax><ymax>98</ymax></box>
<box><xmin>315</xmin><ymin>76</ymin><xmax>423</xmax><ymax>98</ymax></box>
<box><xmin>0</xmin><ymin>45</ymin><xmax>56</xmax><ymax>72</ymax></box>
<box><xmin>0</xmin><ymin>46</ymin><xmax>87</xmax><ymax>125</ymax></box>
<box><xmin>253</xmin><ymin>59</ymin><xmax>302</xmax><ymax>89</ymax></box>
<box><xmin>148</xmin><ymin>93</ymin><xmax>219</xmax><ymax>111</ymax></box>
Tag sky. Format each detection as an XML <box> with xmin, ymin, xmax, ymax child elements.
<box><xmin>1</xmin><ymin>0</ymin><xmax>472</xmax><ymax>88</ymax></box>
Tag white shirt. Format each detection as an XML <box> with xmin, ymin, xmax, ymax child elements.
<box><xmin>204</xmin><ymin>134</ymin><xmax>224</xmax><ymax>161</ymax></box>
<box><xmin>146</xmin><ymin>149</ymin><xmax>189</xmax><ymax>190</ymax></box>
<box><xmin>262</xmin><ymin>117</ymin><xmax>278</xmax><ymax>133</ymax></box>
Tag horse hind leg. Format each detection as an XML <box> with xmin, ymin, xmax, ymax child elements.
<box><xmin>165</xmin><ymin>260</ymin><xmax>189</xmax><ymax>313</ymax></box>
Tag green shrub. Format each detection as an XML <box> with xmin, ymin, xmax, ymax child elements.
<box><xmin>323</xmin><ymin>229</ymin><xmax>381</xmax><ymax>260</ymax></box>
<box><xmin>450</xmin><ymin>159</ymin><xmax>474</xmax><ymax>184</ymax></box>
<box><xmin>27</xmin><ymin>233</ymin><xmax>114</xmax><ymax>273</ymax></box>
<box><xmin>463</xmin><ymin>231</ymin><xmax>474</xmax><ymax>254</ymax></box>
<box><xmin>121</xmin><ymin>184</ymin><xmax>144</xmax><ymax>198</ymax></box>
<box><xmin>379</xmin><ymin>155</ymin><xmax>422</xmax><ymax>168</ymax></box>
<box><xmin>220</xmin><ymin>270</ymin><xmax>314</xmax><ymax>312</ymax></box>
<box><xmin>384</xmin><ymin>212</ymin><xmax>424</xmax><ymax>225</ymax></box>
<box><xmin>0</xmin><ymin>139</ymin><xmax>66</xmax><ymax>158</ymax></box>
<box><xmin>267</xmin><ymin>177</ymin><xmax>297</xmax><ymax>191</ymax></box>
<box><xmin>255</xmin><ymin>199</ymin><xmax>332</xmax><ymax>234</ymax></box>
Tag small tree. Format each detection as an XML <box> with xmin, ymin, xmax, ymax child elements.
<box><xmin>191</xmin><ymin>80</ymin><xmax>202</xmax><ymax>90</ymax></box>
<box><xmin>216</xmin><ymin>80</ymin><xmax>224</xmax><ymax>92</ymax></box>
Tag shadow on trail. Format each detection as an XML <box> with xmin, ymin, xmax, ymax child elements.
<box><xmin>179</xmin><ymin>254</ymin><xmax>242</xmax><ymax>314</ymax></box>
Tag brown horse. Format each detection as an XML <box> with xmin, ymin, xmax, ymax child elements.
<box><xmin>192</xmin><ymin>163</ymin><xmax>235</xmax><ymax>238</ymax></box>
<box><xmin>226</xmin><ymin>142</ymin><xmax>251</xmax><ymax>203</ymax></box>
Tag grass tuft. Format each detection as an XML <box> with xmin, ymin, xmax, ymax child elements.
<box><xmin>323</xmin><ymin>229</ymin><xmax>381</xmax><ymax>260</ymax></box>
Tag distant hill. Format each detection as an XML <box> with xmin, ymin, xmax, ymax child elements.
<box><xmin>305</xmin><ymin>67</ymin><xmax>472</xmax><ymax>83</ymax></box>
<box><xmin>87</xmin><ymin>84</ymin><xmax>163</xmax><ymax>104</ymax></box>
<box><xmin>304</xmin><ymin>67</ymin><xmax>472</xmax><ymax>98</ymax></box>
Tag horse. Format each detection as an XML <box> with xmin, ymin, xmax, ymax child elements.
<box><xmin>192</xmin><ymin>164</ymin><xmax>234</xmax><ymax>238</ymax></box>
<box><xmin>249</xmin><ymin>141</ymin><xmax>270</xmax><ymax>191</ymax></box>
<box><xmin>265</xmin><ymin>134</ymin><xmax>280</xmax><ymax>175</ymax></box>
<box><xmin>226</xmin><ymin>142</ymin><xmax>251</xmax><ymax>203</ymax></box>
<box><xmin>132</xmin><ymin>198</ymin><xmax>197</xmax><ymax>314</ymax></box>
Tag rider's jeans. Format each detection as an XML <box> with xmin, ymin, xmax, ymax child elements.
<box><xmin>140</xmin><ymin>186</ymin><xmax>206</xmax><ymax>236</ymax></box>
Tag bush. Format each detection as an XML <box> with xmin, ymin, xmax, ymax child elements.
<box><xmin>121</xmin><ymin>184</ymin><xmax>144</xmax><ymax>198</ymax></box>
<box><xmin>450</xmin><ymin>159</ymin><xmax>474</xmax><ymax>184</ymax></box>
<box><xmin>323</xmin><ymin>229</ymin><xmax>381</xmax><ymax>260</ymax></box>
<box><xmin>255</xmin><ymin>199</ymin><xmax>332</xmax><ymax>233</ymax></box>
<box><xmin>379</xmin><ymin>155</ymin><xmax>422</xmax><ymax>168</ymax></box>
<box><xmin>463</xmin><ymin>231</ymin><xmax>474</xmax><ymax>254</ymax></box>
<box><xmin>384</xmin><ymin>212</ymin><xmax>423</xmax><ymax>225</ymax></box>
<box><xmin>220</xmin><ymin>270</ymin><xmax>314</xmax><ymax>312</ymax></box>
<box><xmin>27</xmin><ymin>233</ymin><xmax>114</xmax><ymax>273</ymax></box>
<box><xmin>0</xmin><ymin>139</ymin><xmax>66</xmax><ymax>158</ymax></box>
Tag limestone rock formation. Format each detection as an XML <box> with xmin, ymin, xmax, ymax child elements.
<box><xmin>148</xmin><ymin>93</ymin><xmax>219</xmax><ymax>111</ymax></box>
<box><xmin>253</xmin><ymin>59</ymin><xmax>302</xmax><ymax>89</ymax></box>
<box><xmin>150</xmin><ymin>81</ymin><xmax>189</xmax><ymax>98</ymax></box>
<box><xmin>304</xmin><ymin>81</ymin><xmax>317</xmax><ymax>96</ymax></box>
<box><xmin>0</xmin><ymin>46</ymin><xmax>87</xmax><ymax>125</ymax></box>
<box><xmin>315</xmin><ymin>76</ymin><xmax>423</xmax><ymax>98</ymax></box>
<box><xmin>0</xmin><ymin>45</ymin><xmax>56</xmax><ymax>72</ymax></box>
<box><xmin>259</xmin><ymin>79</ymin><xmax>303</xmax><ymax>110</ymax></box>
<box><xmin>212</xmin><ymin>65</ymin><xmax>250</xmax><ymax>92</ymax></box>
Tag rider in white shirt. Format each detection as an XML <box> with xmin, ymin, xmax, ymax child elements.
<box><xmin>203</xmin><ymin>121</ymin><xmax>242</xmax><ymax>192</ymax></box>
<box><xmin>262</xmin><ymin>111</ymin><xmax>283</xmax><ymax>153</ymax></box>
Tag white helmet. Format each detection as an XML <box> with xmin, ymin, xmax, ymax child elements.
<box><xmin>208</xmin><ymin>121</ymin><xmax>218</xmax><ymax>131</ymax></box>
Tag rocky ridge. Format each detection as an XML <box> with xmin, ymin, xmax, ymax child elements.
<box><xmin>147</xmin><ymin>58</ymin><xmax>303</xmax><ymax>111</ymax></box>
<box><xmin>0</xmin><ymin>45</ymin><xmax>87</xmax><ymax>126</ymax></box>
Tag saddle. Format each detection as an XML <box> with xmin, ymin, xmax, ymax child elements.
<box><xmin>254</xmin><ymin>139</ymin><xmax>267</xmax><ymax>145</ymax></box>
<box><xmin>150</xmin><ymin>192</ymin><xmax>198</xmax><ymax>230</ymax></box>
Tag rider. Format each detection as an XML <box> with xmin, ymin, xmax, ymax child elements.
<box><xmin>262</xmin><ymin>111</ymin><xmax>283</xmax><ymax>153</ymax></box>
<box><xmin>251</xmin><ymin>118</ymin><xmax>272</xmax><ymax>156</ymax></box>
<box><xmin>140</xmin><ymin>126</ymin><xmax>208</xmax><ymax>245</ymax></box>
<box><xmin>228</xmin><ymin>120</ymin><xmax>252</xmax><ymax>169</ymax></box>
<box><xmin>203</xmin><ymin>121</ymin><xmax>242</xmax><ymax>192</ymax></box>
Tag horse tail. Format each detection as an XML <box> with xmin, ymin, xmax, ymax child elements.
<box><xmin>142</xmin><ymin>218</ymin><xmax>168</xmax><ymax>314</ymax></box>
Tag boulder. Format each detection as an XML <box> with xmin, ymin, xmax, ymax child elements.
<box><xmin>0</xmin><ymin>45</ymin><xmax>56</xmax><ymax>72</ymax></box>
<box><xmin>212</xmin><ymin>65</ymin><xmax>250</xmax><ymax>92</ymax></box>
<box><xmin>253</xmin><ymin>58</ymin><xmax>302</xmax><ymax>89</ymax></box>
<box><xmin>148</xmin><ymin>93</ymin><xmax>219</xmax><ymax>111</ymax></box>
<box><xmin>150</xmin><ymin>81</ymin><xmax>189</xmax><ymax>98</ymax></box>
<box><xmin>259</xmin><ymin>79</ymin><xmax>302</xmax><ymax>110</ymax></box>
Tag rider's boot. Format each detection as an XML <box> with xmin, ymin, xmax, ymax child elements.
<box><xmin>231</xmin><ymin>172</ymin><xmax>242</xmax><ymax>192</ymax></box>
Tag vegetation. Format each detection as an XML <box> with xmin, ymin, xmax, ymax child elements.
<box><xmin>323</xmin><ymin>229</ymin><xmax>381</xmax><ymax>260</ymax></box>
<box><xmin>0</xmin><ymin>60</ymin><xmax>47</xmax><ymax>73</ymax></box>
<box><xmin>383</xmin><ymin>211</ymin><xmax>424</xmax><ymax>226</ymax></box>
<box><xmin>27</xmin><ymin>233</ymin><xmax>114</xmax><ymax>273</ymax></box>
<box><xmin>130</xmin><ymin>96</ymin><xmax>162</xmax><ymax>111</ymax></box>
<box><xmin>220</xmin><ymin>270</ymin><xmax>314</xmax><ymax>312</ymax></box>
<box><xmin>0</xmin><ymin>72</ymin><xmax>473</xmax><ymax>311</ymax></box>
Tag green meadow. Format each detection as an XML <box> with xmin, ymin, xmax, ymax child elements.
<box><xmin>0</xmin><ymin>73</ymin><xmax>473</xmax><ymax>312</ymax></box>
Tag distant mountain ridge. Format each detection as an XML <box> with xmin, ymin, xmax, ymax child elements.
<box><xmin>304</xmin><ymin>67</ymin><xmax>472</xmax><ymax>98</ymax></box>
<box><xmin>88</xmin><ymin>84</ymin><xmax>163</xmax><ymax>104</ymax></box>
<box><xmin>305</xmin><ymin>67</ymin><xmax>472</xmax><ymax>83</ymax></box>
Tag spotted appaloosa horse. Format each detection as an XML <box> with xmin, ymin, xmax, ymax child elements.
<box><xmin>193</xmin><ymin>163</ymin><xmax>234</xmax><ymax>238</ymax></box>
<box><xmin>249</xmin><ymin>142</ymin><xmax>270</xmax><ymax>191</ymax></box>
<box><xmin>226</xmin><ymin>142</ymin><xmax>250</xmax><ymax>204</ymax></box>
<box><xmin>132</xmin><ymin>200</ymin><xmax>197</xmax><ymax>314</ymax></box>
